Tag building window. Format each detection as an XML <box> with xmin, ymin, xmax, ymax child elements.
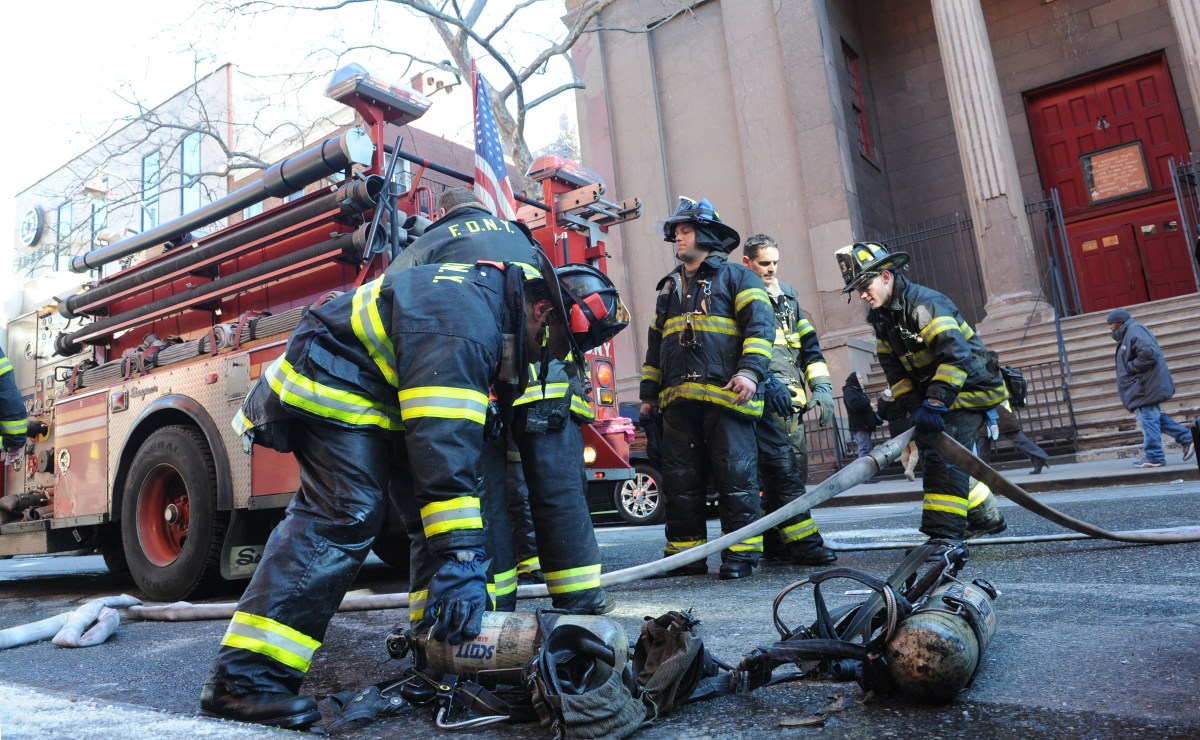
<box><xmin>243</xmin><ymin>201</ymin><xmax>264</xmax><ymax>219</ymax></box>
<box><xmin>392</xmin><ymin>159</ymin><xmax>412</xmax><ymax>192</ymax></box>
<box><xmin>842</xmin><ymin>41</ymin><xmax>874</xmax><ymax>160</ymax></box>
<box><xmin>180</xmin><ymin>132</ymin><xmax>202</xmax><ymax>214</ymax></box>
<box><xmin>91</xmin><ymin>200</ymin><xmax>108</xmax><ymax>247</ymax></box>
<box><xmin>142</xmin><ymin>151</ymin><xmax>161</xmax><ymax>231</ymax></box>
<box><xmin>56</xmin><ymin>201</ymin><xmax>73</xmax><ymax>270</ymax></box>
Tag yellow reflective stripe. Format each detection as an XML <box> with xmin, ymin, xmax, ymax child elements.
<box><xmin>513</xmin><ymin>382</ymin><xmax>570</xmax><ymax>405</ymax></box>
<box><xmin>267</xmin><ymin>357</ymin><xmax>402</xmax><ymax>430</ymax></box>
<box><xmin>743</xmin><ymin>337</ymin><xmax>773</xmax><ymax>358</ymax></box>
<box><xmin>951</xmin><ymin>385</ymin><xmax>1009</xmax><ymax>410</ymax></box>
<box><xmin>0</xmin><ymin>357</ymin><xmax>12</xmax><ymax>377</ymax></box>
<box><xmin>735</xmin><ymin>287</ymin><xmax>771</xmax><ymax>312</ymax></box>
<box><xmin>493</xmin><ymin>567</ymin><xmax>518</xmax><ymax>596</ymax></box>
<box><xmin>641</xmin><ymin>364</ymin><xmax>662</xmax><ymax>382</ymax></box>
<box><xmin>512</xmin><ymin>261</ymin><xmax>540</xmax><ymax>279</ymax></box>
<box><xmin>408</xmin><ymin>589</ymin><xmax>428</xmax><ymax>622</ymax></box>
<box><xmin>1</xmin><ymin>419</ymin><xmax>27</xmax><ymax>435</ymax></box>
<box><xmin>890</xmin><ymin>379</ymin><xmax>915</xmax><ymax>397</ymax></box>
<box><xmin>545</xmin><ymin>563</ymin><xmax>602</xmax><ymax>594</ymax></box>
<box><xmin>231</xmin><ymin>409</ymin><xmax>253</xmax><ymax>435</ymax></box>
<box><xmin>774</xmin><ymin>328</ymin><xmax>787</xmax><ymax>346</ymax></box>
<box><xmin>727</xmin><ymin>533</ymin><xmax>764</xmax><ymax>553</ymax></box>
<box><xmin>397</xmin><ymin>386</ymin><xmax>488</xmax><ymax>424</ymax></box>
<box><xmin>517</xmin><ymin>556</ymin><xmax>541</xmax><ymax>574</ymax></box>
<box><xmin>967</xmin><ymin>481</ymin><xmax>992</xmax><ymax>508</ymax></box>
<box><xmin>570</xmin><ymin>395</ymin><xmax>595</xmax><ymax>420</ymax></box>
<box><xmin>659</xmin><ymin>382</ymin><xmax>764</xmax><ymax>416</ymax></box>
<box><xmin>932</xmin><ymin>364</ymin><xmax>968</xmax><ymax>388</ymax></box>
<box><xmin>959</xmin><ymin>321</ymin><xmax>976</xmax><ymax>340</ymax></box>
<box><xmin>221</xmin><ymin>611</ymin><xmax>321</xmax><ymax>673</ymax></box>
<box><xmin>794</xmin><ymin>320</ymin><xmax>815</xmax><ymax>339</ymax></box>
<box><xmin>908</xmin><ymin>349</ymin><xmax>937</xmax><ymax>370</ymax></box>
<box><xmin>780</xmin><ymin>518</ymin><xmax>818</xmax><ymax>543</ymax></box>
<box><xmin>876</xmin><ymin>339</ymin><xmax>893</xmax><ymax>355</ymax></box>
<box><xmin>920</xmin><ymin>316</ymin><xmax>961</xmax><ymax>343</ymax></box>
<box><xmin>662</xmin><ymin>314</ymin><xmax>738</xmax><ymax>337</ymax></box>
<box><xmin>420</xmin><ymin>495</ymin><xmax>483</xmax><ymax>537</ymax></box>
<box><xmin>804</xmin><ymin>362</ymin><xmax>831</xmax><ymax>385</ymax></box>
<box><xmin>923</xmin><ymin>493</ymin><xmax>968</xmax><ymax>516</ymax></box>
<box><xmin>350</xmin><ymin>278</ymin><xmax>399</xmax><ymax>388</ymax></box>
<box><xmin>664</xmin><ymin>539</ymin><xmax>705</xmax><ymax>555</ymax></box>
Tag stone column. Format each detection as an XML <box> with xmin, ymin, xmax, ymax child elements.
<box><xmin>1166</xmin><ymin>0</ymin><xmax>1200</xmax><ymax>131</ymax></box>
<box><xmin>931</xmin><ymin>0</ymin><xmax>1046</xmax><ymax>333</ymax></box>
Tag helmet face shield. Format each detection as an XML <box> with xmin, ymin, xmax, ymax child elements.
<box><xmin>558</xmin><ymin>265</ymin><xmax>630</xmax><ymax>352</ymax></box>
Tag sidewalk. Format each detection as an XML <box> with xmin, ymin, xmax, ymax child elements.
<box><xmin>824</xmin><ymin>451</ymin><xmax>1199</xmax><ymax>508</ymax></box>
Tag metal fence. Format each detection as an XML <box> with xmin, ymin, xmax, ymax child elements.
<box><xmin>1171</xmin><ymin>153</ymin><xmax>1200</xmax><ymax>290</ymax></box>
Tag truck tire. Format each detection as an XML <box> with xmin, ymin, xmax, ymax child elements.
<box><xmin>121</xmin><ymin>425</ymin><xmax>228</xmax><ymax>601</ymax></box>
<box><xmin>613</xmin><ymin>462</ymin><xmax>666</xmax><ymax>525</ymax></box>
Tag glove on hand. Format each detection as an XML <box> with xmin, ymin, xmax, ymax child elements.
<box><xmin>810</xmin><ymin>384</ymin><xmax>835</xmax><ymax>429</ymax></box>
<box><xmin>911</xmin><ymin>400</ymin><xmax>947</xmax><ymax>434</ymax></box>
<box><xmin>985</xmin><ymin>409</ymin><xmax>1000</xmax><ymax>441</ymax></box>
<box><xmin>424</xmin><ymin>547</ymin><xmax>489</xmax><ymax>645</ymax></box>
<box><xmin>760</xmin><ymin>376</ymin><xmax>793</xmax><ymax>419</ymax></box>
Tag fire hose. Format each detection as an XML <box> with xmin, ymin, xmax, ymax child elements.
<box><xmin>126</xmin><ymin>426</ymin><xmax>1200</xmax><ymax>622</ymax></box>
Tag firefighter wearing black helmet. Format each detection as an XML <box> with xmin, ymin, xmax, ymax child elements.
<box><xmin>835</xmin><ymin>242</ymin><xmax>1007</xmax><ymax>546</ymax></box>
<box><xmin>387</xmin><ymin>187</ymin><xmax>612</xmax><ymax>616</ymax></box>
<box><xmin>639</xmin><ymin>197</ymin><xmax>774</xmax><ymax>580</ymax></box>
<box><xmin>201</xmin><ymin>257</ymin><xmax>627</xmax><ymax>730</ymax></box>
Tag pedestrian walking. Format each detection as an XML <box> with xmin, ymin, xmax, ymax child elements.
<box><xmin>1107</xmin><ymin>308</ymin><xmax>1194</xmax><ymax>467</ymax></box>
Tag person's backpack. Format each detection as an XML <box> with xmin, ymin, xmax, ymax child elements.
<box><xmin>1000</xmin><ymin>366</ymin><xmax>1027</xmax><ymax>408</ymax></box>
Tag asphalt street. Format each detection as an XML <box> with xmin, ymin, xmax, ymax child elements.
<box><xmin>2</xmin><ymin>478</ymin><xmax>1199</xmax><ymax>739</ymax></box>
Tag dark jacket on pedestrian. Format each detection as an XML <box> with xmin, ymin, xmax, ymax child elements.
<box><xmin>1112</xmin><ymin>318</ymin><xmax>1176</xmax><ymax>411</ymax></box>
<box><xmin>842</xmin><ymin>372</ymin><xmax>879</xmax><ymax>432</ymax></box>
<box><xmin>876</xmin><ymin>388</ymin><xmax>911</xmax><ymax>438</ymax></box>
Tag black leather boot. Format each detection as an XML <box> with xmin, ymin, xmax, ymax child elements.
<box><xmin>718</xmin><ymin>560</ymin><xmax>754</xmax><ymax>580</ymax></box>
<box><xmin>200</xmin><ymin>681</ymin><xmax>322</xmax><ymax>729</ymax></box>
<box><xmin>787</xmin><ymin>539</ymin><xmax>837</xmax><ymax>566</ymax></box>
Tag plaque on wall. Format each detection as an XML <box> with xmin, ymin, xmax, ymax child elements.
<box><xmin>1080</xmin><ymin>141</ymin><xmax>1153</xmax><ymax>206</ymax></box>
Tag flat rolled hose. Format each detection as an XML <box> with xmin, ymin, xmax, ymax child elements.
<box><xmin>929</xmin><ymin>432</ymin><xmax>1200</xmax><ymax>544</ymax></box>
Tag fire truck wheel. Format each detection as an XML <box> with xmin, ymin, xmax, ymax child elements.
<box><xmin>101</xmin><ymin>527</ymin><xmax>130</xmax><ymax>576</ymax></box>
<box><xmin>121</xmin><ymin>425</ymin><xmax>229</xmax><ymax>602</ymax></box>
<box><xmin>613</xmin><ymin>462</ymin><xmax>666</xmax><ymax>526</ymax></box>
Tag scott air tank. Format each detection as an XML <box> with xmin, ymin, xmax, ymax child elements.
<box><xmin>885</xmin><ymin>578</ymin><xmax>998</xmax><ymax>704</ymax></box>
<box><xmin>389</xmin><ymin>611</ymin><xmax>628</xmax><ymax>685</ymax></box>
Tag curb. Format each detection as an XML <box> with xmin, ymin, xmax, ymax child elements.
<box><xmin>820</xmin><ymin>465</ymin><xmax>1198</xmax><ymax>509</ymax></box>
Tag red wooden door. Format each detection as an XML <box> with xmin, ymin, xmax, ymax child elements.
<box><xmin>1069</xmin><ymin>222</ymin><xmax>1147</xmax><ymax>312</ymax></box>
<box><xmin>1025</xmin><ymin>53</ymin><xmax>1195</xmax><ymax>310</ymax></box>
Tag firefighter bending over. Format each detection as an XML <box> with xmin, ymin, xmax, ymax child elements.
<box><xmin>740</xmin><ymin>234</ymin><xmax>837</xmax><ymax>566</ymax></box>
<box><xmin>836</xmin><ymin>242</ymin><xmax>1006</xmax><ymax>548</ymax></box>
<box><xmin>387</xmin><ymin>187</ymin><xmax>613</xmax><ymax>615</ymax></box>
<box><xmin>201</xmin><ymin>258</ymin><xmax>627</xmax><ymax>729</ymax></box>
<box><xmin>640</xmin><ymin>197</ymin><xmax>774</xmax><ymax>580</ymax></box>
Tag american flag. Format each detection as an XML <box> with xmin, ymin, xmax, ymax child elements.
<box><xmin>472</xmin><ymin>62</ymin><xmax>519</xmax><ymax>220</ymax></box>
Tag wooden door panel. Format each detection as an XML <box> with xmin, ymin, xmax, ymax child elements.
<box><xmin>1070</xmin><ymin>224</ymin><xmax>1148</xmax><ymax>312</ymax></box>
<box><xmin>1135</xmin><ymin>215</ymin><xmax>1195</xmax><ymax>301</ymax></box>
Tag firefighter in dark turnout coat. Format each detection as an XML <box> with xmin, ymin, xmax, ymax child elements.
<box><xmin>202</xmin><ymin>259</ymin><xmax>627</xmax><ymax>729</ymax></box>
<box><xmin>836</xmin><ymin>242</ymin><xmax>1007</xmax><ymax>542</ymax></box>
<box><xmin>639</xmin><ymin>197</ymin><xmax>775</xmax><ymax>580</ymax></box>
<box><xmin>740</xmin><ymin>234</ymin><xmax>837</xmax><ymax>565</ymax></box>
<box><xmin>0</xmin><ymin>347</ymin><xmax>28</xmax><ymax>465</ymax></box>
<box><xmin>386</xmin><ymin>188</ymin><xmax>609</xmax><ymax>615</ymax></box>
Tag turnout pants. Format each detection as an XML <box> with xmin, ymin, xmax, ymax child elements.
<box><xmin>754</xmin><ymin>408</ymin><xmax>823</xmax><ymax>548</ymax></box>
<box><xmin>662</xmin><ymin>401</ymin><xmax>763</xmax><ymax>564</ymax></box>
<box><xmin>916</xmin><ymin>408</ymin><xmax>986</xmax><ymax>539</ymax></box>
<box><xmin>208</xmin><ymin>420</ymin><xmax>402</xmax><ymax>697</ymax></box>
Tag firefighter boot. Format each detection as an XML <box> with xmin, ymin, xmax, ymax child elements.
<box><xmin>200</xmin><ymin>682</ymin><xmax>322</xmax><ymax>729</ymax></box>
<box><xmin>718</xmin><ymin>559</ymin><xmax>754</xmax><ymax>580</ymax></box>
<box><xmin>787</xmin><ymin>537</ymin><xmax>837</xmax><ymax>566</ymax></box>
<box><xmin>965</xmin><ymin>485</ymin><xmax>1006</xmax><ymax>539</ymax></box>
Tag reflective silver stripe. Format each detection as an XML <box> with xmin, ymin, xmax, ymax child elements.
<box><xmin>409</xmin><ymin>589</ymin><xmax>428</xmax><ymax>621</ymax></box>
<box><xmin>544</xmin><ymin>564</ymin><xmax>602</xmax><ymax>594</ymax></box>
<box><xmin>351</xmin><ymin>278</ymin><xmax>398</xmax><ymax>388</ymax></box>
<box><xmin>420</xmin><ymin>496</ymin><xmax>484</xmax><ymax>537</ymax></box>
<box><xmin>266</xmin><ymin>357</ymin><xmax>402</xmax><ymax>430</ymax></box>
<box><xmin>493</xmin><ymin>568</ymin><xmax>518</xmax><ymax>596</ymax></box>
<box><xmin>221</xmin><ymin>611</ymin><xmax>320</xmax><ymax>673</ymax></box>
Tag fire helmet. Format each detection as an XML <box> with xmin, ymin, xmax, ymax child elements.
<box><xmin>835</xmin><ymin>242</ymin><xmax>910</xmax><ymax>294</ymax></box>
<box><xmin>658</xmin><ymin>196</ymin><xmax>741</xmax><ymax>253</ymax></box>
<box><xmin>555</xmin><ymin>263</ymin><xmax>630</xmax><ymax>352</ymax></box>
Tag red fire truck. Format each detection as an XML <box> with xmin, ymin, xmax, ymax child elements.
<box><xmin>0</xmin><ymin>66</ymin><xmax>640</xmax><ymax>601</ymax></box>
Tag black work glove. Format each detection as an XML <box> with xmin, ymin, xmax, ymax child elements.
<box><xmin>760</xmin><ymin>375</ymin><xmax>793</xmax><ymax>419</ymax></box>
<box><xmin>423</xmin><ymin>547</ymin><xmax>489</xmax><ymax>645</ymax></box>
<box><xmin>911</xmin><ymin>400</ymin><xmax>947</xmax><ymax>434</ymax></box>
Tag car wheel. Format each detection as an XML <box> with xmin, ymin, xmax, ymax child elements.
<box><xmin>613</xmin><ymin>462</ymin><xmax>666</xmax><ymax>525</ymax></box>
